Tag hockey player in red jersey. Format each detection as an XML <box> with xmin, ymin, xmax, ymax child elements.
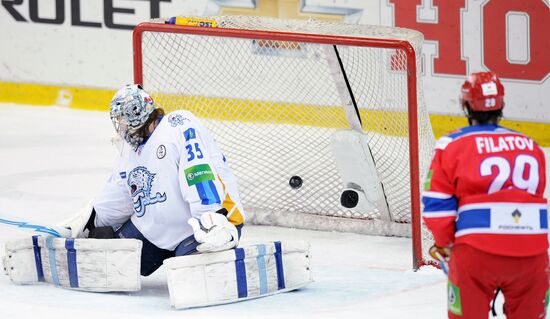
<box><xmin>422</xmin><ymin>71</ymin><xmax>548</xmax><ymax>319</ymax></box>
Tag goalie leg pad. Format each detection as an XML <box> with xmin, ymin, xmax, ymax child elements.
<box><xmin>164</xmin><ymin>240</ymin><xmax>312</xmax><ymax>309</ymax></box>
<box><xmin>4</xmin><ymin>236</ymin><xmax>142</xmax><ymax>292</ymax></box>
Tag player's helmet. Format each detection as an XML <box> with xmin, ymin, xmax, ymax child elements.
<box><xmin>109</xmin><ymin>84</ymin><xmax>155</xmax><ymax>149</ymax></box>
<box><xmin>460</xmin><ymin>71</ymin><xmax>504</xmax><ymax>112</ymax></box>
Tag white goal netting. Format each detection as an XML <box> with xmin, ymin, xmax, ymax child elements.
<box><xmin>135</xmin><ymin>16</ymin><xmax>435</xmax><ymax>267</ymax></box>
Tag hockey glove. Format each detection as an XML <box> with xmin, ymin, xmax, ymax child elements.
<box><xmin>429</xmin><ymin>245</ymin><xmax>451</xmax><ymax>274</ymax></box>
<box><xmin>57</xmin><ymin>201</ymin><xmax>95</xmax><ymax>238</ymax></box>
<box><xmin>188</xmin><ymin>211</ymin><xmax>238</xmax><ymax>253</ymax></box>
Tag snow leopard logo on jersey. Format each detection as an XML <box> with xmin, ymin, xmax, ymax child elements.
<box><xmin>128</xmin><ymin>166</ymin><xmax>167</xmax><ymax>217</ymax></box>
<box><xmin>168</xmin><ymin>114</ymin><xmax>189</xmax><ymax>127</ymax></box>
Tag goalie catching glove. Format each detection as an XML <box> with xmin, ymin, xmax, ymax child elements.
<box><xmin>188</xmin><ymin>209</ymin><xmax>239</xmax><ymax>253</ymax></box>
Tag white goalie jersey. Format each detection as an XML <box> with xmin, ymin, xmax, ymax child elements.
<box><xmin>93</xmin><ymin>110</ymin><xmax>245</xmax><ymax>250</ymax></box>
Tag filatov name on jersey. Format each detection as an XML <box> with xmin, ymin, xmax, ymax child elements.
<box><xmin>475</xmin><ymin>136</ymin><xmax>534</xmax><ymax>154</ymax></box>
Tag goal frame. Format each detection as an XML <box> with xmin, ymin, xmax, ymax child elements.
<box><xmin>132</xmin><ymin>22</ymin><xmax>424</xmax><ymax>269</ymax></box>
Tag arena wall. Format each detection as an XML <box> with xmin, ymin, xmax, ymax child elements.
<box><xmin>0</xmin><ymin>0</ymin><xmax>548</xmax><ymax>144</ymax></box>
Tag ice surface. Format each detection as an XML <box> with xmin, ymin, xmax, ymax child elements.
<box><xmin>1</xmin><ymin>104</ymin><xmax>547</xmax><ymax>318</ymax></box>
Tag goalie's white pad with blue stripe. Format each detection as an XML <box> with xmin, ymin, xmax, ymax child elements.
<box><xmin>164</xmin><ymin>240</ymin><xmax>312</xmax><ymax>309</ymax></box>
<box><xmin>3</xmin><ymin>236</ymin><xmax>142</xmax><ymax>292</ymax></box>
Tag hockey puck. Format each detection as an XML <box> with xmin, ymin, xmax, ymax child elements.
<box><xmin>289</xmin><ymin>175</ymin><xmax>303</xmax><ymax>189</ymax></box>
<box><xmin>341</xmin><ymin>190</ymin><xmax>359</xmax><ymax>208</ymax></box>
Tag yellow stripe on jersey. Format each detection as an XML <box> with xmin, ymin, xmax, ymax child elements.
<box><xmin>218</xmin><ymin>176</ymin><xmax>244</xmax><ymax>226</ymax></box>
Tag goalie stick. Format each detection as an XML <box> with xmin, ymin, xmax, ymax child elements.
<box><xmin>325</xmin><ymin>45</ymin><xmax>391</xmax><ymax>220</ymax></box>
<box><xmin>0</xmin><ymin>215</ymin><xmax>70</xmax><ymax>237</ymax></box>
<box><xmin>331</xmin><ymin>45</ymin><xmax>362</xmax><ymax>129</ymax></box>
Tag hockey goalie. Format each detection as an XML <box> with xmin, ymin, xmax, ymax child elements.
<box><xmin>2</xmin><ymin>85</ymin><xmax>312</xmax><ymax>309</ymax></box>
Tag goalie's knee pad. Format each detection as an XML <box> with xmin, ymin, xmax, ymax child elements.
<box><xmin>115</xmin><ymin>219</ymin><xmax>174</xmax><ymax>276</ymax></box>
<box><xmin>88</xmin><ymin>226</ymin><xmax>116</xmax><ymax>239</ymax></box>
<box><xmin>164</xmin><ymin>240</ymin><xmax>312</xmax><ymax>309</ymax></box>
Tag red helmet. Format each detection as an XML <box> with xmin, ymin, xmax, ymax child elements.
<box><xmin>460</xmin><ymin>71</ymin><xmax>504</xmax><ymax>112</ymax></box>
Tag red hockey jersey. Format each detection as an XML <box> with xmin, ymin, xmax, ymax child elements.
<box><xmin>422</xmin><ymin>124</ymin><xmax>548</xmax><ymax>256</ymax></box>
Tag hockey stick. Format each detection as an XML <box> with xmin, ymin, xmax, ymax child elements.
<box><xmin>0</xmin><ymin>215</ymin><xmax>70</xmax><ymax>237</ymax></box>
<box><xmin>328</xmin><ymin>45</ymin><xmax>392</xmax><ymax>220</ymax></box>
<box><xmin>332</xmin><ymin>45</ymin><xmax>362</xmax><ymax>128</ymax></box>
<box><xmin>429</xmin><ymin>248</ymin><xmax>449</xmax><ymax>275</ymax></box>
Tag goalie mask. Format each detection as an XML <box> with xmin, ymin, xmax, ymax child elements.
<box><xmin>110</xmin><ymin>84</ymin><xmax>155</xmax><ymax>149</ymax></box>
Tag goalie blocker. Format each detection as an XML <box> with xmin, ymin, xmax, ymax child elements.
<box><xmin>3</xmin><ymin>237</ymin><xmax>312</xmax><ymax>308</ymax></box>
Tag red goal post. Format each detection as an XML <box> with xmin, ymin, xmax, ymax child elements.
<box><xmin>133</xmin><ymin>16</ymin><xmax>434</xmax><ymax>269</ymax></box>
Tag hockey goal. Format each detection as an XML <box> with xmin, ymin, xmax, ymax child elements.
<box><xmin>133</xmin><ymin>16</ymin><xmax>435</xmax><ymax>269</ymax></box>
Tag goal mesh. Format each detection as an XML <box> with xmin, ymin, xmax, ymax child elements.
<box><xmin>134</xmin><ymin>16</ymin><xmax>435</xmax><ymax>267</ymax></box>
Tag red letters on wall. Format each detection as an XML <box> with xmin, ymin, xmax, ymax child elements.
<box><xmin>389</xmin><ymin>0</ymin><xmax>467</xmax><ymax>76</ymax></box>
<box><xmin>483</xmin><ymin>0</ymin><xmax>550</xmax><ymax>81</ymax></box>
<box><xmin>390</xmin><ymin>0</ymin><xmax>549</xmax><ymax>81</ymax></box>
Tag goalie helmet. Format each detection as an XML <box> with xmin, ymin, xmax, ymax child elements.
<box><xmin>110</xmin><ymin>84</ymin><xmax>155</xmax><ymax>149</ymax></box>
<box><xmin>460</xmin><ymin>71</ymin><xmax>504</xmax><ymax>112</ymax></box>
